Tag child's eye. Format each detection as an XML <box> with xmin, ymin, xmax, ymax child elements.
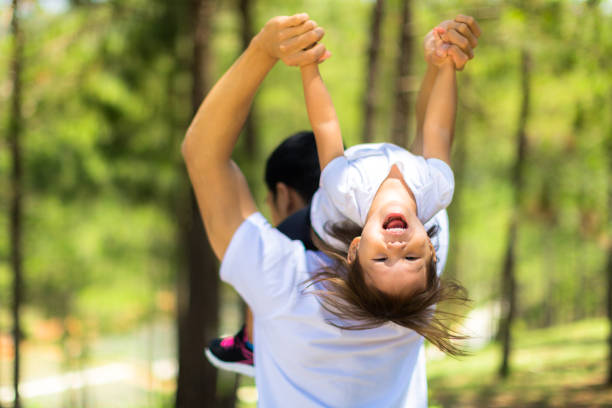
<box><xmin>405</xmin><ymin>256</ymin><xmax>418</xmax><ymax>261</ymax></box>
<box><xmin>374</xmin><ymin>258</ymin><xmax>387</xmax><ymax>262</ymax></box>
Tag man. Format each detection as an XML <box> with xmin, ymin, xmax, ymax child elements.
<box><xmin>206</xmin><ymin>130</ymin><xmax>321</xmax><ymax>377</ymax></box>
<box><xmin>182</xmin><ymin>13</ymin><xmax>479</xmax><ymax>407</ymax></box>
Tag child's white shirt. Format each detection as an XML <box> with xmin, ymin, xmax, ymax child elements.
<box><xmin>310</xmin><ymin>142</ymin><xmax>454</xmax><ymax>250</ymax></box>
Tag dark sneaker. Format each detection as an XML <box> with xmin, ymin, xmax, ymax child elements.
<box><xmin>205</xmin><ymin>326</ymin><xmax>254</xmax><ymax>377</ymax></box>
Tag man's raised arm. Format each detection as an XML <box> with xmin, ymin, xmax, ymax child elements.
<box><xmin>181</xmin><ymin>14</ymin><xmax>327</xmax><ymax>259</ymax></box>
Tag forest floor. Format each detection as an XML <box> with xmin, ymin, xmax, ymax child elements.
<box><xmin>427</xmin><ymin>318</ymin><xmax>611</xmax><ymax>408</ymax></box>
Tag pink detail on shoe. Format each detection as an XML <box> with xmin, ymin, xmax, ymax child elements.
<box><xmin>220</xmin><ymin>336</ymin><xmax>235</xmax><ymax>348</ymax></box>
<box><xmin>239</xmin><ymin>341</ymin><xmax>254</xmax><ymax>365</ymax></box>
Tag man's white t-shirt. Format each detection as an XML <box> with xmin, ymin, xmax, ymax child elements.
<box><xmin>310</xmin><ymin>143</ymin><xmax>454</xmax><ymax>250</ymax></box>
<box><xmin>220</xmin><ymin>208</ymin><xmax>449</xmax><ymax>408</ymax></box>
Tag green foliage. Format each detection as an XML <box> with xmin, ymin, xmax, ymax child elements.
<box><xmin>1</xmin><ymin>0</ymin><xmax>612</xmax><ymax>403</ymax></box>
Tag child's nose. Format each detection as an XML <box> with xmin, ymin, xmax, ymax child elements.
<box><xmin>386</xmin><ymin>241</ymin><xmax>407</xmax><ymax>251</ymax></box>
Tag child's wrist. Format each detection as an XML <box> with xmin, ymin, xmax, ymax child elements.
<box><xmin>437</xmin><ymin>60</ymin><xmax>455</xmax><ymax>72</ymax></box>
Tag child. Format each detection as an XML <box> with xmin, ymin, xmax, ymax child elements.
<box><xmin>300</xmin><ymin>26</ymin><xmax>465</xmax><ymax>354</ymax></box>
<box><xmin>205</xmin><ymin>20</ymin><xmax>479</xmax><ymax>380</ymax></box>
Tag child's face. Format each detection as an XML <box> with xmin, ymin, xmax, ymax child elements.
<box><xmin>351</xmin><ymin>211</ymin><xmax>432</xmax><ymax>297</ymax></box>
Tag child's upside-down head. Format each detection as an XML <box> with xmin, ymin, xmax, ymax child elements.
<box><xmin>309</xmin><ymin>219</ymin><xmax>468</xmax><ymax>356</ymax></box>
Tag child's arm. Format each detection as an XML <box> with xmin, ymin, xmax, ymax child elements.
<box><xmin>301</xmin><ymin>63</ymin><xmax>344</xmax><ymax>171</ymax></box>
<box><xmin>421</xmin><ymin>27</ymin><xmax>457</xmax><ymax>165</ymax></box>
<box><xmin>422</xmin><ymin>61</ymin><xmax>456</xmax><ymax>165</ymax></box>
<box><xmin>412</xmin><ymin>64</ymin><xmax>439</xmax><ymax>155</ymax></box>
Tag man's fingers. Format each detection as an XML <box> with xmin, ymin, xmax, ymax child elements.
<box><xmin>444</xmin><ymin>28</ymin><xmax>472</xmax><ymax>53</ymax></box>
<box><xmin>448</xmin><ymin>44</ymin><xmax>470</xmax><ymax>70</ymax></box>
<box><xmin>280</xmin><ymin>27</ymin><xmax>325</xmax><ymax>55</ymax></box>
<box><xmin>278</xmin><ymin>13</ymin><xmax>309</xmax><ymax>28</ymax></box>
<box><xmin>455</xmin><ymin>14</ymin><xmax>482</xmax><ymax>38</ymax></box>
<box><xmin>450</xmin><ymin>21</ymin><xmax>478</xmax><ymax>48</ymax></box>
<box><xmin>279</xmin><ymin>19</ymin><xmax>317</xmax><ymax>42</ymax></box>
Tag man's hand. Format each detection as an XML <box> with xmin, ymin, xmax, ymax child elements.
<box><xmin>424</xmin><ymin>15</ymin><xmax>482</xmax><ymax>71</ymax></box>
<box><xmin>252</xmin><ymin>14</ymin><xmax>329</xmax><ymax>67</ymax></box>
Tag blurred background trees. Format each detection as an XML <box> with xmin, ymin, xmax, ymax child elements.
<box><xmin>1</xmin><ymin>0</ymin><xmax>612</xmax><ymax>407</ymax></box>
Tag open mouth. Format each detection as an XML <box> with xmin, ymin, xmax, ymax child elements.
<box><xmin>383</xmin><ymin>213</ymin><xmax>408</xmax><ymax>231</ymax></box>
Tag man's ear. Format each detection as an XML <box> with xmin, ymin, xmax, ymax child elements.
<box><xmin>274</xmin><ymin>182</ymin><xmax>291</xmax><ymax>218</ymax></box>
<box><xmin>347</xmin><ymin>237</ymin><xmax>361</xmax><ymax>264</ymax></box>
<box><xmin>286</xmin><ymin>188</ymin><xmax>306</xmax><ymax>215</ymax></box>
<box><xmin>275</xmin><ymin>182</ymin><xmax>307</xmax><ymax>220</ymax></box>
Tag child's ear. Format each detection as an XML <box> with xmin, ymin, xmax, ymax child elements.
<box><xmin>428</xmin><ymin>239</ymin><xmax>438</xmax><ymax>264</ymax></box>
<box><xmin>347</xmin><ymin>237</ymin><xmax>361</xmax><ymax>264</ymax></box>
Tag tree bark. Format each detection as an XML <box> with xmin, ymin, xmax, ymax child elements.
<box><xmin>238</xmin><ymin>0</ymin><xmax>257</xmax><ymax>158</ymax></box>
<box><xmin>391</xmin><ymin>0</ymin><xmax>413</xmax><ymax>147</ymax></box>
<box><xmin>175</xmin><ymin>0</ymin><xmax>219</xmax><ymax>406</ymax></box>
<box><xmin>362</xmin><ymin>0</ymin><xmax>384</xmax><ymax>143</ymax></box>
<box><xmin>607</xmin><ymin>220</ymin><xmax>612</xmax><ymax>385</ymax></box>
<box><xmin>606</xmin><ymin>86</ymin><xmax>612</xmax><ymax>387</ymax></box>
<box><xmin>445</xmin><ymin>85</ymin><xmax>469</xmax><ymax>281</ymax></box>
<box><xmin>499</xmin><ymin>49</ymin><xmax>531</xmax><ymax>379</ymax></box>
<box><xmin>9</xmin><ymin>0</ymin><xmax>24</xmax><ymax>407</ymax></box>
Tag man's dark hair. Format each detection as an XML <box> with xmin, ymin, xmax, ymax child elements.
<box><xmin>265</xmin><ymin>131</ymin><xmax>320</xmax><ymax>203</ymax></box>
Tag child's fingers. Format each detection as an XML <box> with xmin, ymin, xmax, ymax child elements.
<box><xmin>285</xmin><ymin>42</ymin><xmax>327</xmax><ymax>66</ymax></box>
<box><xmin>318</xmin><ymin>49</ymin><xmax>332</xmax><ymax>63</ymax></box>
<box><xmin>455</xmin><ymin>14</ymin><xmax>482</xmax><ymax>38</ymax></box>
<box><xmin>433</xmin><ymin>26</ymin><xmax>446</xmax><ymax>35</ymax></box>
<box><xmin>279</xmin><ymin>19</ymin><xmax>317</xmax><ymax>42</ymax></box>
<box><xmin>280</xmin><ymin>27</ymin><xmax>325</xmax><ymax>55</ymax></box>
<box><xmin>278</xmin><ymin>13</ymin><xmax>309</xmax><ymax>28</ymax></box>
<box><xmin>433</xmin><ymin>29</ymin><xmax>446</xmax><ymax>57</ymax></box>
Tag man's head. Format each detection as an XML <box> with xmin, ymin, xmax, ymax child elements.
<box><xmin>265</xmin><ymin>131</ymin><xmax>320</xmax><ymax>225</ymax></box>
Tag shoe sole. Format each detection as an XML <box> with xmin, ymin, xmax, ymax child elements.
<box><xmin>204</xmin><ymin>348</ymin><xmax>255</xmax><ymax>377</ymax></box>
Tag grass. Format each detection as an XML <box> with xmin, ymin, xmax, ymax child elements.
<box><xmin>428</xmin><ymin>318</ymin><xmax>612</xmax><ymax>408</ymax></box>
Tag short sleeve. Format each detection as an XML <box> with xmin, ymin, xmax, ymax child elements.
<box><xmin>319</xmin><ymin>156</ymin><xmax>361</xmax><ymax>223</ymax></box>
<box><xmin>424</xmin><ymin>210</ymin><xmax>449</xmax><ymax>278</ymax></box>
<box><xmin>220</xmin><ymin>213</ymin><xmax>307</xmax><ymax>318</ymax></box>
<box><xmin>415</xmin><ymin>158</ymin><xmax>455</xmax><ymax>222</ymax></box>
<box><xmin>310</xmin><ymin>156</ymin><xmax>363</xmax><ymax>250</ymax></box>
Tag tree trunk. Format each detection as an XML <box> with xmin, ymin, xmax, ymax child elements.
<box><xmin>499</xmin><ymin>49</ymin><xmax>531</xmax><ymax>379</ymax></box>
<box><xmin>606</xmin><ymin>86</ymin><xmax>612</xmax><ymax>387</ymax></box>
<box><xmin>175</xmin><ymin>0</ymin><xmax>219</xmax><ymax>407</ymax></box>
<box><xmin>606</xmin><ymin>221</ymin><xmax>612</xmax><ymax>385</ymax></box>
<box><xmin>239</xmin><ymin>0</ymin><xmax>257</xmax><ymax>158</ymax></box>
<box><xmin>391</xmin><ymin>0</ymin><xmax>413</xmax><ymax>147</ymax></box>
<box><xmin>362</xmin><ymin>0</ymin><xmax>384</xmax><ymax>143</ymax></box>
<box><xmin>9</xmin><ymin>0</ymin><xmax>24</xmax><ymax>407</ymax></box>
<box><xmin>445</xmin><ymin>95</ymin><xmax>468</xmax><ymax>281</ymax></box>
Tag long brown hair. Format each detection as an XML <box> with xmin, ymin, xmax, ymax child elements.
<box><xmin>306</xmin><ymin>220</ymin><xmax>470</xmax><ymax>356</ymax></box>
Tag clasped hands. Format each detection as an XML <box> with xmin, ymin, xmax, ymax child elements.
<box><xmin>252</xmin><ymin>13</ymin><xmax>481</xmax><ymax>70</ymax></box>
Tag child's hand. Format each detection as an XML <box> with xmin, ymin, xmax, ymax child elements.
<box><xmin>425</xmin><ymin>27</ymin><xmax>454</xmax><ymax>68</ymax></box>
<box><xmin>300</xmin><ymin>43</ymin><xmax>332</xmax><ymax>68</ymax></box>
<box><xmin>253</xmin><ymin>14</ymin><xmax>329</xmax><ymax>67</ymax></box>
<box><xmin>424</xmin><ymin>15</ymin><xmax>482</xmax><ymax>71</ymax></box>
